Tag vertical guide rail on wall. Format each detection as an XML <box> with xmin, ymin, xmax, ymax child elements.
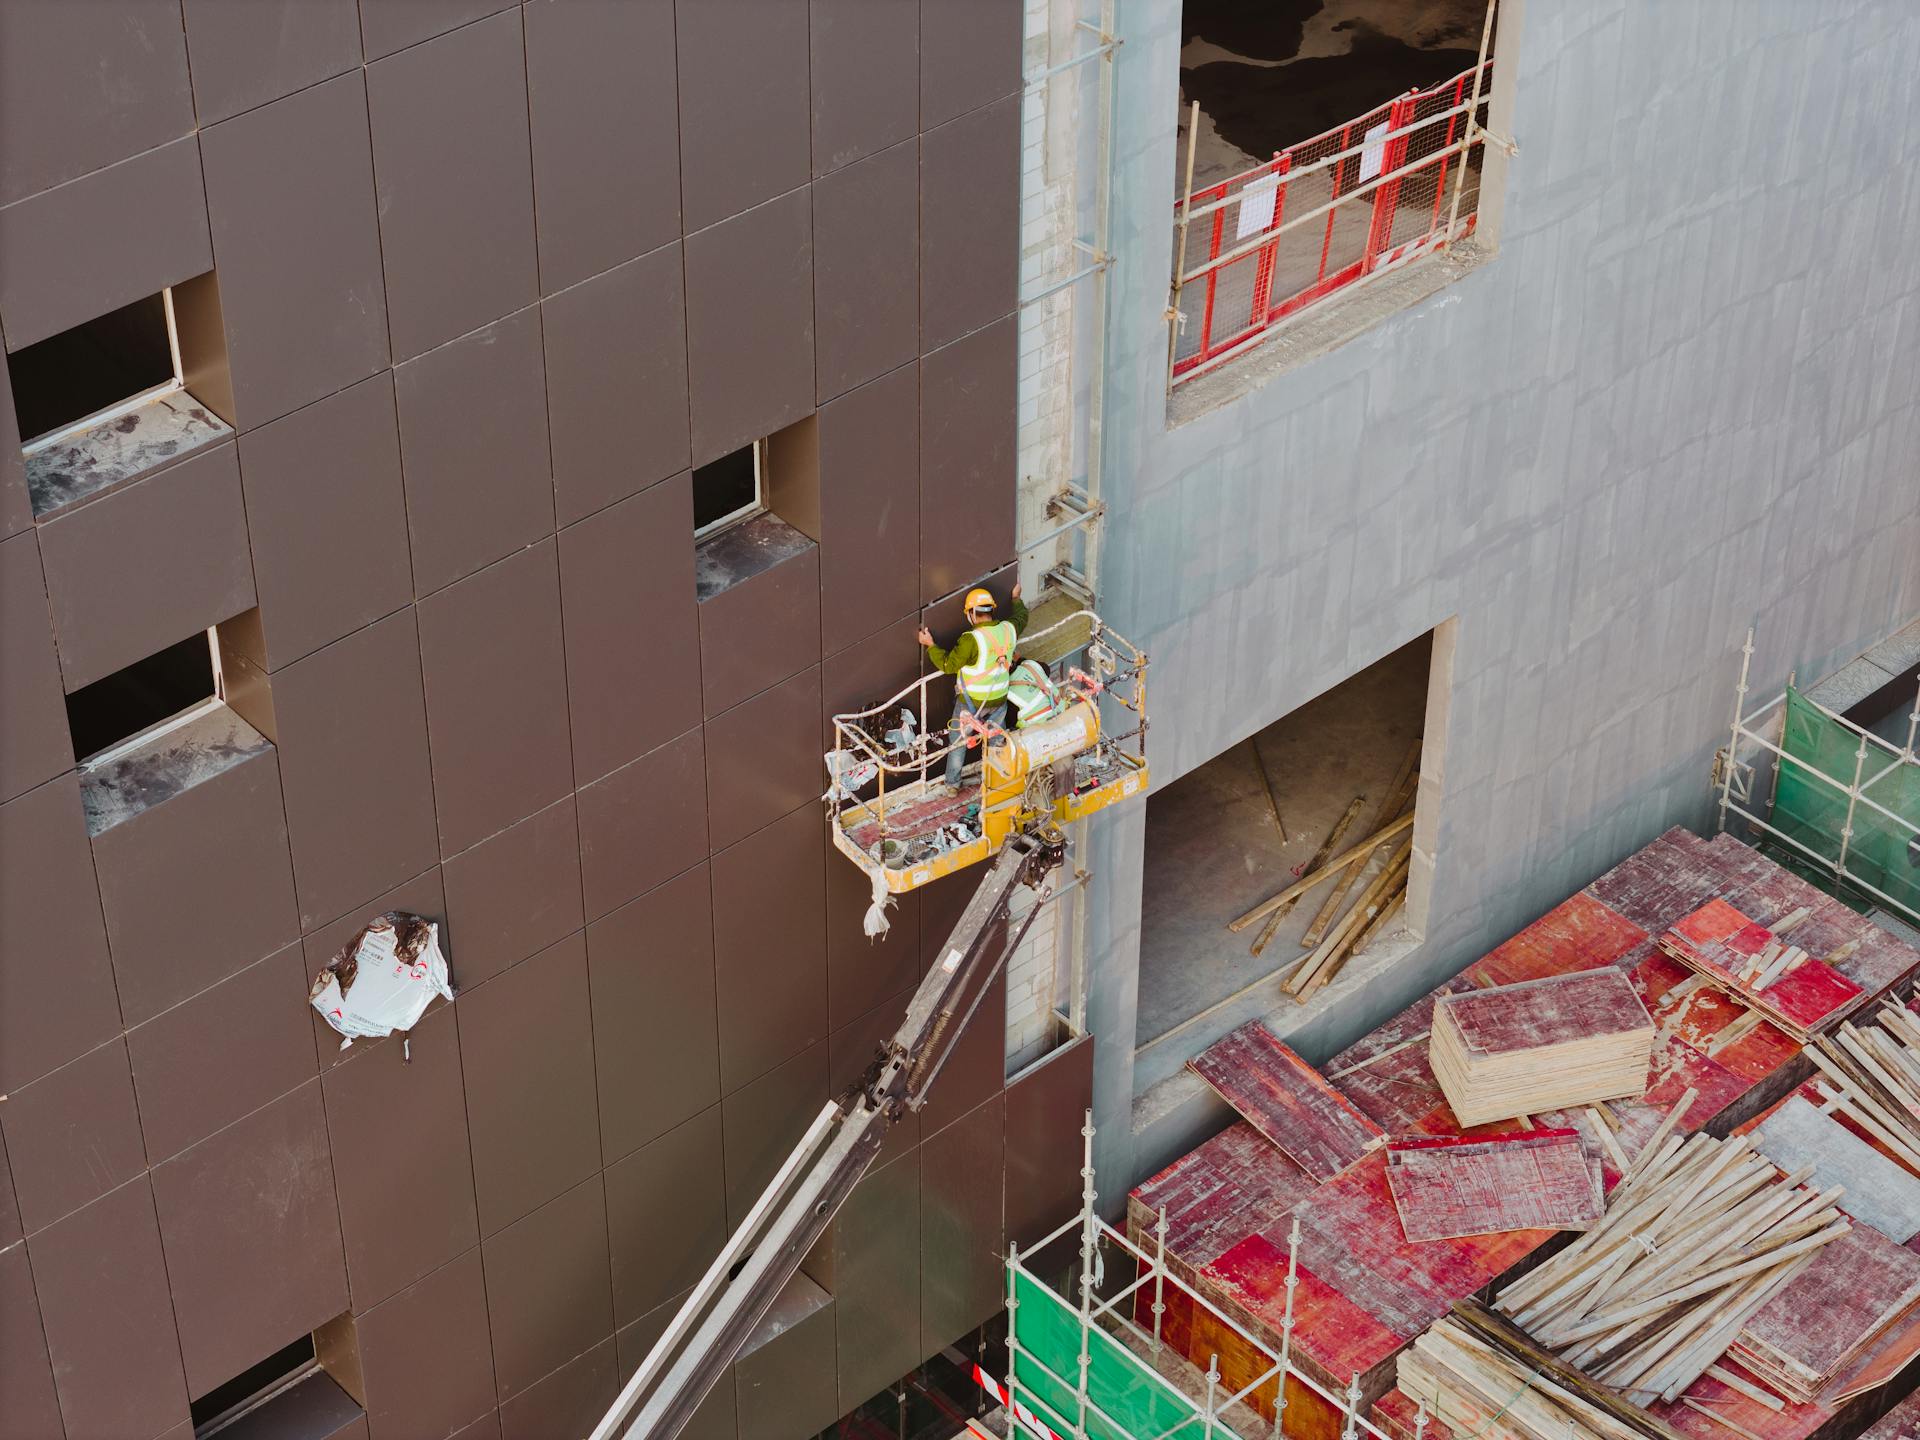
<box><xmin>1444</xmin><ymin>0</ymin><xmax>1498</xmax><ymax>250</ymax></box>
<box><xmin>1715</xmin><ymin>627</ymin><xmax>1920</xmax><ymax>930</ymax></box>
<box><xmin>993</xmin><ymin>1112</ymin><xmax>1418</xmax><ymax>1440</ymax></box>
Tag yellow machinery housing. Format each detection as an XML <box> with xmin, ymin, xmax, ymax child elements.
<box><xmin>826</xmin><ymin>608</ymin><xmax>1148</xmax><ymax>895</ymax></box>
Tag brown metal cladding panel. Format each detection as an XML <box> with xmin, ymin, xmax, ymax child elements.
<box><xmin>704</xmin><ymin>665</ymin><xmax>823</xmax><ymax>853</ymax></box>
<box><xmin>479</xmin><ymin>1176</ymin><xmax>613</xmax><ymax>1401</ymax></box>
<box><xmin>828</xmin><ymin>990</ymin><xmax>918</xmax><ymax>1171</ymax></box>
<box><xmin>588</xmin><ymin>863</ymin><xmax>720</xmax><ymax>1162</ymax></box>
<box><xmin>819</xmin><ymin>611</ymin><xmax>921</xmax><ymax>756</ymax></box>
<box><xmin>0</xmin><ymin>776</ymin><xmax>119</xmax><ymax>1093</ymax></box>
<box><xmin>395</xmin><ymin>305</ymin><xmax>555</xmax><ymax>598</ymax></box>
<box><xmin>357</xmin><ymin>1249</ymin><xmax>496</xmax><ymax>1440</ymax></box>
<box><xmin>126</xmin><ymin>941</ymin><xmax>317</xmax><ymax>1165</ymax></box>
<box><xmin>151</xmin><ymin>1080</ymin><xmax>348</xmax><ymax>1397</ymax></box>
<box><xmin>542</xmin><ymin>246</ymin><xmax>691</xmax><ymax>527</ymax></box>
<box><xmin>299</xmin><ymin>866</ymin><xmax>447</xmax><ymax>1072</ymax></box>
<box><xmin>711</xmin><ymin>803</ymin><xmax>828</xmax><ymax>1093</ymax></box>
<box><xmin>0</xmin><ymin>1038</ymin><xmax>147</xmax><ymax>1235</ymax></box>
<box><xmin>458</xmin><ymin>933</ymin><xmax>601</xmax><ymax>1237</ymax></box>
<box><xmin>813</xmin><ymin>140</ymin><xmax>918</xmax><ymax>404</ymax></box>
<box><xmin>734</xmin><ymin>1281</ymin><xmax>838</xmax><ymax>1440</ymax></box>
<box><xmin>683</xmin><ymin>189</ymin><xmax>815</xmax><ymax>468</ymax></box>
<box><xmin>179</xmin><ymin>0</ymin><xmax>362</xmax><ymax>126</ymax></box>
<box><xmin>810</xmin><ymin>0</ymin><xmax>917</xmax><ymax>177</ymax></box>
<box><xmin>557</xmin><ymin>476</ymin><xmax>702</xmax><ymax>786</ymax></box>
<box><xmin>918</xmin><ymin>862</ymin><xmax>986</xmax><ymax>978</ymax></box>
<box><xmin>698</xmin><ymin>543</ymin><xmax>822</xmax><ymax>718</ymax></box>
<box><xmin>920</xmin><ymin>970</ymin><xmax>1007</xmax><ymax>1135</ymax></box>
<box><xmin>0</xmin><ymin>1241</ymin><xmax>62</xmax><ymax>1439</ymax></box>
<box><xmin>576</xmin><ymin>727</ymin><xmax>709</xmax><ymax>923</ymax></box>
<box><xmin>919</xmin><ymin>0</ymin><xmax>1022</xmax><ymax>131</ymax></box>
<box><xmin>0</xmin><ymin>532</ymin><xmax>72</xmax><ymax>802</ymax></box>
<box><xmin>451</xmin><ymin>1411</ymin><xmax>503</xmax><ymax>1440</ymax></box>
<box><xmin>919</xmin><ymin>96</ymin><xmax>1020</xmax><ymax>355</ymax></box>
<box><xmin>918</xmin><ymin>318</ymin><xmax>1016</xmax><ymax>604</ymax></box>
<box><xmin>418</xmin><ymin>539</ymin><xmax>572</xmax><ymax>856</ymax></box>
<box><xmin>921</xmin><ymin>1093</ymin><xmax>1007</xmax><ymax>1354</ymax></box>
<box><xmin>618</xmin><ymin>1299</ymin><xmax>738</xmax><ymax>1440</ymax></box>
<box><xmin>605</xmin><ymin>1107</ymin><xmax>727</xmax><ymax>1326</ymax></box>
<box><xmin>364</xmin><ymin>11</ymin><xmax>538</xmax><ymax>360</ymax></box>
<box><xmin>0</xmin><ymin>1131</ymin><xmax>17</xmax><ymax>1247</ymax></box>
<box><xmin>273</xmin><ymin>610</ymin><xmax>440</xmax><ymax>932</ymax></box>
<box><xmin>92</xmin><ymin>744</ymin><xmax>300</xmax><ymax>1025</ymax></box>
<box><xmin>0</xmin><ymin>366</ymin><xmax>28</xmax><ymax>538</ymax></box>
<box><xmin>441</xmin><ymin>795</ymin><xmax>584</xmax><ymax>991</ymax></box>
<box><xmin>499</xmin><ymin>1336</ymin><xmax>617</xmax><ymax>1440</ymax></box>
<box><xmin>237</xmin><ymin>373</ymin><xmax>412</xmax><ymax>671</ymax></box>
<box><xmin>831</xmin><ymin>1149</ymin><xmax>922</xmax><ymax>1411</ymax></box>
<box><xmin>0</xmin><ymin>137</ymin><xmax>211</xmax><ymax>352</ymax></box>
<box><xmin>720</xmin><ymin>1041</ymin><xmax>828</xmax><ymax>1230</ymax></box>
<box><xmin>0</xmin><ymin>0</ymin><xmax>195</xmax><ymax>207</ymax></box>
<box><xmin>826</xmin><ymin>836</ymin><xmax>919</xmax><ymax>1031</ymax></box>
<box><xmin>322</xmin><ymin>1005</ymin><xmax>478</xmax><ymax>1311</ymax></box>
<box><xmin>199</xmin><ymin>71</ymin><xmax>390</xmax><ymax>427</ymax></box>
<box><xmin>1003</xmin><ymin>1033</ymin><xmax>1093</xmax><ymax>1248</ymax></box>
<box><xmin>358</xmin><ymin>0</ymin><xmax>515</xmax><ymax>60</ymax></box>
<box><xmin>37</xmin><ymin>440</ymin><xmax>255</xmax><ymax>692</ymax></box>
<box><xmin>29</xmin><ymin>1177</ymin><xmax>189</xmax><ymax>1437</ymax></box>
<box><xmin>524</xmin><ymin>0</ymin><xmax>680</xmax><ymax>293</ymax></box>
<box><xmin>673</xmin><ymin>0</ymin><xmax>810</xmax><ymax>233</ymax></box>
<box><xmin>817</xmin><ymin>366</ymin><xmax>920</xmax><ymax>655</ymax></box>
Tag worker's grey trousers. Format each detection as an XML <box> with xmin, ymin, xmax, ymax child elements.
<box><xmin>946</xmin><ymin>695</ymin><xmax>1008</xmax><ymax>786</ymax></box>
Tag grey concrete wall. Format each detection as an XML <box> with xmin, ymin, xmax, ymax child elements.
<box><xmin>1083</xmin><ymin>0</ymin><xmax>1920</xmax><ymax>1194</ymax></box>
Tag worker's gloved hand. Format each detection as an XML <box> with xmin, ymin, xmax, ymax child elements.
<box><xmin>916</xmin><ymin>626</ymin><xmax>933</xmax><ymax>646</ymax></box>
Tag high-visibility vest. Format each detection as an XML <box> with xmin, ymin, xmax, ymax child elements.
<box><xmin>1008</xmin><ymin>659</ymin><xmax>1068</xmax><ymax>728</ymax></box>
<box><xmin>958</xmin><ymin>621</ymin><xmax>1016</xmax><ymax>702</ymax></box>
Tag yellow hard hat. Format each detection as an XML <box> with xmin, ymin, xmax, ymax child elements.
<box><xmin>964</xmin><ymin>587</ymin><xmax>996</xmax><ymax>616</ymax></box>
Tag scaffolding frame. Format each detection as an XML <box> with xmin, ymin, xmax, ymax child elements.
<box><xmin>1715</xmin><ymin>627</ymin><xmax>1920</xmax><ymax>931</ymax></box>
<box><xmin>989</xmin><ymin>1113</ymin><xmax>1425</xmax><ymax>1440</ymax></box>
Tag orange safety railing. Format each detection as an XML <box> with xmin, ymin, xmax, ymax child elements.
<box><xmin>1170</xmin><ymin>60</ymin><xmax>1491</xmax><ymax>386</ymax></box>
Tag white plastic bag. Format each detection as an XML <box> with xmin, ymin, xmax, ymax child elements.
<box><xmin>309</xmin><ymin>912</ymin><xmax>453</xmax><ymax>1049</ymax></box>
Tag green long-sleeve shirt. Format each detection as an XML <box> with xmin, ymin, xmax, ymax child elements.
<box><xmin>925</xmin><ymin>597</ymin><xmax>1029</xmax><ymax>675</ymax></box>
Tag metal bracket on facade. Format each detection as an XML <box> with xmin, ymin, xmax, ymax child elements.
<box><xmin>1043</xmin><ymin>563</ymin><xmax>1096</xmax><ymax>609</ymax></box>
<box><xmin>1023</xmin><ymin>27</ymin><xmax>1120</xmax><ymax>92</ymax></box>
<box><xmin>1019</xmin><ymin>485</ymin><xmax>1105</xmax><ymax>555</ymax></box>
<box><xmin>1019</xmin><ymin>250</ymin><xmax>1114</xmax><ymax>310</ymax></box>
<box><xmin>1479</xmin><ymin>127</ymin><xmax>1520</xmax><ymax>157</ymax></box>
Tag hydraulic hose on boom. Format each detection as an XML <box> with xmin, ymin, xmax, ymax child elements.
<box><xmin>589</xmin><ymin>829</ymin><xmax>1068</xmax><ymax>1440</ymax></box>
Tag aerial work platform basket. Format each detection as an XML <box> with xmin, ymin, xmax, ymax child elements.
<box><xmin>826</xmin><ymin>607</ymin><xmax>1148</xmax><ymax>895</ymax></box>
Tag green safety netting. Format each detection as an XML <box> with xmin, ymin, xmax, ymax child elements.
<box><xmin>1008</xmin><ymin>1267</ymin><xmax>1205</xmax><ymax>1440</ymax></box>
<box><xmin>1771</xmin><ymin>687</ymin><xmax>1920</xmax><ymax>918</ymax></box>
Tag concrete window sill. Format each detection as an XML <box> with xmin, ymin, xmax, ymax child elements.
<box><xmin>25</xmin><ymin>388</ymin><xmax>233</xmax><ymax>521</ymax></box>
<box><xmin>80</xmin><ymin>701</ymin><xmax>273</xmax><ymax>838</ymax></box>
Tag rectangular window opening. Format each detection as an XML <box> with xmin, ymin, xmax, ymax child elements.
<box><xmin>1134</xmin><ymin>628</ymin><xmax>1448</xmax><ymax>1067</ymax></box>
<box><xmin>692</xmin><ymin>438</ymin><xmax>767</xmax><ymax>538</ymax></box>
<box><xmin>1168</xmin><ymin>0</ymin><xmax>1510</xmax><ymax>397</ymax></box>
<box><xmin>189</xmin><ymin>1312</ymin><xmax>364</xmax><ymax>1439</ymax></box>
<box><xmin>694</xmin><ymin>416</ymin><xmax>821</xmax><ymax>601</ymax></box>
<box><xmin>65</xmin><ymin>628</ymin><xmax>220</xmax><ymax>766</ymax></box>
<box><xmin>10</xmin><ymin>276</ymin><xmax>235</xmax><ymax>518</ymax></box>
<box><xmin>189</xmin><ymin>1334</ymin><xmax>317</xmax><ymax>1435</ymax></box>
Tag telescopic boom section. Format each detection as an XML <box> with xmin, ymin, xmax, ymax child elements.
<box><xmin>589</xmin><ymin>831</ymin><xmax>1068</xmax><ymax>1440</ymax></box>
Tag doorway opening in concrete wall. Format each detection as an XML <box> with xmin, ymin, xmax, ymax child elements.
<box><xmin>1133</xmin><ymin>628</ymin><xmax>1450</xmax><ymax>1078</ymax></box>
<box><xmin>1168</xmin><ymin>0</ymin><xmax>1512</xmax><ymax>399</ymax></box>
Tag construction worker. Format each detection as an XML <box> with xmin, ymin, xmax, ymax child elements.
<box><xmin>918</xmin><ymin>583</ymin><xmax>1028</xmax><ymax>787</ymax></box>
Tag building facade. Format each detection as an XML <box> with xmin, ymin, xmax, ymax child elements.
<box><xmin>0</xmin><ymin>4</ymin><xmax>1085</xmax><ymax>1439</ymax></box>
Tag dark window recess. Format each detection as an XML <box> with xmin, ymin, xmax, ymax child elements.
<box><xmin>8</xmin><ymin>293</ymin><xmax>174</xmax><ymax>442</ymax></box>
<box><xmin>65</xmin><ymin>631</ymin><xmax>215</xmax><ymax>762</ymax></box>
<box><xmin>190</xmin><ymin>1333</ymin><xmax>315</xmax><ymax>1432</ymax></box>
<box><xmin>692</xmin><ymin>442</ymin><xmax>761</xmax><ymax>534</ymax></box>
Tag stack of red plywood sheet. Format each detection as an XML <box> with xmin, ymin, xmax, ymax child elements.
<box><xmin>1384</xmin><ymin>1129</ymin><xmax>1603</xmax><ymax>1242</ymax></box>
<box><xmin>1728</xmin><ymin>1222</ymin><xmax>1920</xmax><ymax>1404</ymax></box>
<box><xmin>1659</xmin><ymin>899</ymin><xmax>1867</xmax><ymax>1040</ymax></box>
<box><xmin>1429</xmin><ymin>969</ymin><xmax>1656</xmax><ymax>1127</ymax></box>
<box><xmin>1188</xmin><ymin>1021</ymin><xmax>1384</xmax><ymax>1180</ymax></box>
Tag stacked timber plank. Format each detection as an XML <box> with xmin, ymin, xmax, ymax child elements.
<box><xmin>1385</xmin><ymin>1129</ymin><xmax>1604</xmax><ymax>1242</ymax></box>
<box><xmin>1492</xmin><ymin>1128</ymin><xmax>1849</xmax><ymax>1406</ymax></box>
<box><xmin>1804</xmin><ymin>999</ymin><xmax>1920</xmax><ymax>1179</ymax></box>
<box><xmin>1186</xmin><ymin>1021</ymin><xmax>1383</xmax><ymax>1181</ymax></box>
<box><xmin>1430</xmin><ymin>969</ymin><xmax>1655</xmax><ymax>1127</ymax></box>
<box><xmin>1726</xmin><ymin>1221</ymin><xmax>1920</xmax><ymax>1405</ymax></box>
<box><xmin>1658</xmin><ymin>899</ymin><xmax>1866</xmax><ymax>1040</ymax></box>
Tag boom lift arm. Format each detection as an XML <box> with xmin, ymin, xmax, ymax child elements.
<box><xmin>589</xmin><ymin>830</ymin><xmax>1069</xmax><ymax>1440</ymax></box>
